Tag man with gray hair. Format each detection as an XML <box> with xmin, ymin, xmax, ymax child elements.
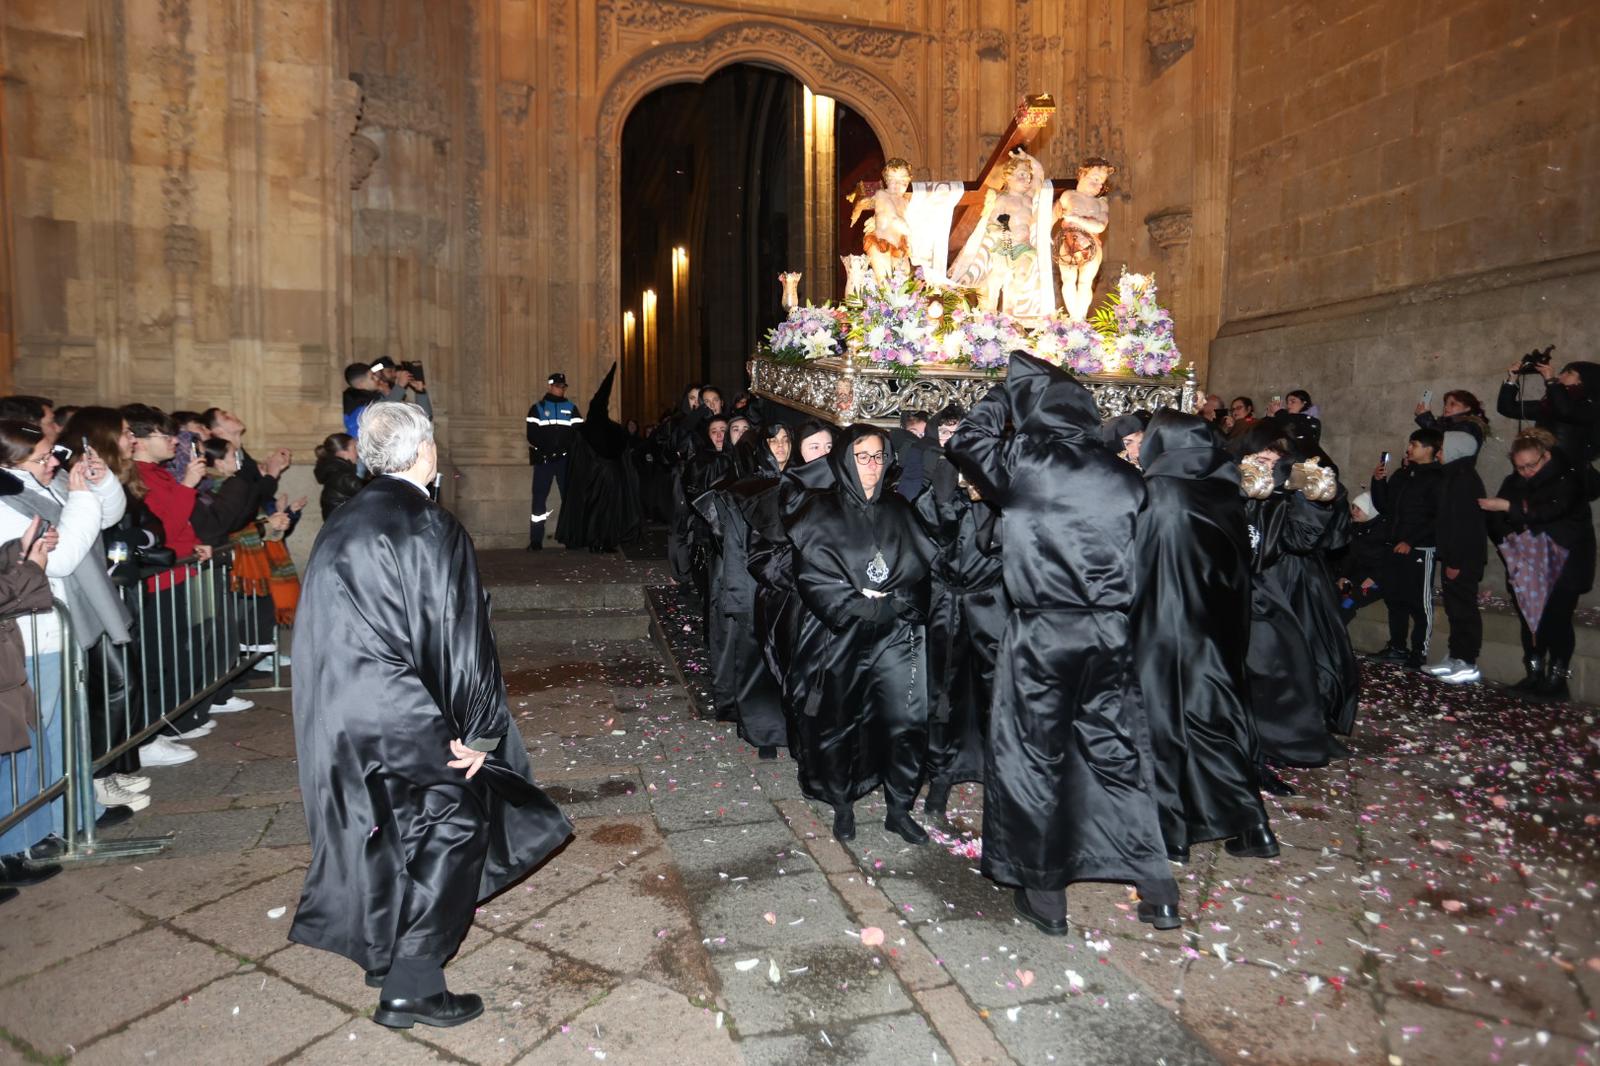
<box><xmin>289</xmin><ymin>402</ymin><xmax>571</xmax><ymax>1029</ymax></box>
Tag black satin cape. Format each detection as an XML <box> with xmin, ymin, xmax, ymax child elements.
<box><xmin>913</xmin><ymin>445</ymin><xmax>1006</xmax><ymax>790</ymax></box>
<box><xmin>1131</xmin><ymin>413</ymin><xmax>1267</xmax><ymax>850</ymax></box>
<box><xmin>947</xmin><ymin>353</ymin><xmax>1171</xmax><ymax>891</ymax></box>
<box><xmin>556</xmin><ymin>363</ymin><xmax>642</xmax><ymax>551</ymax></box>
<box><xmin>290</xmin><ymin>477</ymin><xmax>572</xmax><ymax>971</ymax></box>
<box><xmin>1244</xmin><ymin>476</ymin><xmax>1356</xmax><ymax>767</ymax></box>
<box><xmin>783</xmin><ymin>426</ymin><xmax>935</xmax><ymax>808</ymax></box>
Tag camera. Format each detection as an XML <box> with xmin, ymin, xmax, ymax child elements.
<box><xmin>1517</xmin><ymin>345</ymin><xmax>1555</xmax><ymax>374</ymax></box>
<box><xmin>399</xmin><ymin>360</ymin><xmax>425</xmax><ymax>384</ymax></box>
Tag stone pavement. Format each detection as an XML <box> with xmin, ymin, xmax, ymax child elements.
<box><xmin>2</xmin><ymin>572</ymin><xmax>1597</xmax><ymax>1064</ymax></box>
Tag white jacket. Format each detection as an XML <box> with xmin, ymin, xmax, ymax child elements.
<box><xmin>0</xmin><ymin>469</ymin><xmax>127</xmax><ymax>655</ymax></box>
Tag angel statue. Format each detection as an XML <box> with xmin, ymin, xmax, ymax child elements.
<box><xmin>849</xmin><ymin>157</ymin><xmax>914</xmax><ymax>287</ymax></box>
<box><xmin>1053</xmin><ymin>157</ymin><xmax>1116</xmax><ymax>321</ymax></box>
<box><xmin>948</xmin><ymin>148</ymin><xmax>1052</xmax><ymax>318</ymax></box>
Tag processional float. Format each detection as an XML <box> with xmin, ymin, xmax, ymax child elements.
<box><xmin>749</xmin><ymin>94</ymin><xmax>1196</xmax><ymax>428</ymax></box>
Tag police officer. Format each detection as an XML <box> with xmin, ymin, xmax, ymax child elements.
<box><xmin>526</xmin><ymin>372</ymin><xmax>582</xmax><ymax>550</ymax></box>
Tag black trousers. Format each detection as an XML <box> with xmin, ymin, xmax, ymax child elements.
<box><xmin>529</xmin><ymin>456</ymin><xmax>568</xmax><ymax>547</ymax></box>
<box><xmin>1383</xmin><ymin>549</ymin><xmax>1435</xmax><ymax>655</ymax></box>
<box><xmin>1517</xmin><ymin>581</ymin><xmax>1582</xmax><ymax>662</ymax></box>
<box><xmin>1440</xmin><ymin>570</ymin><xmax>1482</xmax><ymax>664</ymax></box>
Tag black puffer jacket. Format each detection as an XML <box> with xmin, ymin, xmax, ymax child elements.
<box><xmin>1487</xmin><ymin>450</ymin><xmax>1596</xmax><ymax>594</ymax></box>
<box><xmin>314</xmin><ymin>455</ymin><xmax>366</xmax><ymax>520</ymax></box>
<box><xmin>1497</xmin><ymin>363</ymin><xmax>1600</xmax><ymax>468</ymax></box>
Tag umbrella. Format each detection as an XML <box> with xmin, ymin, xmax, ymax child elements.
<box><xmin>1497</xmin><ymin>529</ymin><xmax>1570</xmax><ymax>637</ymax></box>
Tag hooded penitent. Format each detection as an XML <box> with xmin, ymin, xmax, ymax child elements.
<box><xmin>946</xmin><ymin>353</ymin><xmax>1173</xmax><ymax>892</ymax></box>
<box><xmin>782</xmin><ymin>424</ymin><xmax>935</xmax><ymax>810</ymax></box>
<box><xmin>555</xmin><ymin>362</ymin><xmax>643</xmax><ymax>552</ymax></box>
<box><xmin>290</xmin><ymin>477</ymin><xmax>572</xmax><ymax>973</ymax></box>
<box><xmin>913</xmin><ymin>403</ymin><xmax>1006</xmax><ymax>798</ymax></box>
<box><xmin>1131</xmin><ymin>411</ymin><xmax>1269</xmax><ymax>851</ymax></box>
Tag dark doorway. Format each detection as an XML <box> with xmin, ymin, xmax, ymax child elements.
<box><xmin>618</xmin><ymin>65</ymin><xmax>882</xmax><ymax>424</ymax></box>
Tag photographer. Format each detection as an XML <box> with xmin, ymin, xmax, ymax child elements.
<box><xmin>1497</xmin><ymin>349</ymin><xmax>1600</xmax><ymax>484</ymax></box>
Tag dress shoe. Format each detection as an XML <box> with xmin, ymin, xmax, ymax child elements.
<box><xmin>1136</xmin><ymin>901</ymin><xmax>1182</xmax><ymax>930</ymax></box>
<box><xmin>96</xmin><ymin>806</ymin><xmax>135</xmax><ymax>830</ymax></box>
<box><xmin>884</xmin><ymin>809</ymin><xmax>929</xmax><ymax>846</ymax></box>
<box><xmin>756</xmin><ymin>745</ymin><xmax>778</xmax><ymax>761</ymax></box>
<box><xmin>0</xmin><ymin>854</ymin><xmax>61</xmax><ymax>888</ymax></box>
<box><xmin>1258</xmin><ymin>767</ymin><xmax>1298</xmax><ymax>797</ymax></box>
<box><xmin>832</xmin><ymin>806</ymin><xmax>856</xmax><ymax>842</ymax></box>
<box><xmin>1368</xmin><ymin>645</ymin><xmax>1409</xmax><ymax>663</ymax></box>
<box><xmin>365</xmin><ymin>969</ymin><xmax>388</xmax><ymax>989</ymax></box>
<box><xmin>1166</xmin><ymin>845</ymin><xmax>1191</xmax><ymax>864</ymax></box>
<box><xmin>1012</xmin><ymin>888</ymin><xmax>1069</xmax><ymax>937</ymax></box>
<box><xmin>27</xmin><ymin>835</ymin><xmax>66</xmax><ymax>861</ymax></box>
<box><xmin>1225</xmin><ymin>823</ymin><xmax>1281</xmax><ymax>859</ymax></box>
<box><xmin>373</xmin><ymin>990</ymin><xmax>484</xmax><ymax>1029</ymax></box>
<box><xmin>922</xmin><ymin>783</ymin><xmax>950</xmax><ymax>823</ymax></box>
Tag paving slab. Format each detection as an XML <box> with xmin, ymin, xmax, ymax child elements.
<box><xmin>73</xmin><ymin>972</ymin><xmax>348</xmax><ymax>1066</ymax></box>
<box><xmin>698</xmin><ymin>872</ymin><xmax>860</xmax><ymax>953</ymax></box>
<box><xmin>96</xmin><ymin>803</ymin><xmax>277</xmax><ymax>857</ymax></box>
<box><xmin>0</xmin><ymin>869</ymin><xmax>148</xmax><ymax>982</ymax></box>
<box><xmin>664</xmin><ymin>820</ymin><xmax>819</xmax><ymax>889</ymax></box>
<box><xmin>513</xmin><ymin>978</ymin><xmax>738</xmax><ymax>1066</ymax></box>
<box><xmin>170</xmin><ymin>868</ymin><xmax>308</xmax><ymax>960</ymax></box>
<box><xmin>0</xmin><ymin>926</ymin><xmax>241</xmax><ymax>1055</ymax></box>
<box><xmin>738</xmin><ymin>1011</ymin><xmax>950</xmax><ymax>1066</ymax></box>
<box><xmin>710</xmin><ymin>943</ymin><xmax>914</xmax><ymax>1036</ymax></box>
<box><xmin>294</xmin><ymin>1020</ymin><xmax>458</xmax><ymax>1064</ymax></box>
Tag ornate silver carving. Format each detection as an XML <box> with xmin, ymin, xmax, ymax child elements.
<box><xmin>749</xmin><ymin>356</ymin><xmax>1197</xmax><ymax>427</ymax></box>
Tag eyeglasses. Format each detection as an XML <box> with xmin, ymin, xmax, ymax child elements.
<box><xmin>1513</xmin><ymin>458</ymin><xmax>1545</xmax><ymax>473</ymax></box>
<box><xmin>854</xmin><ymin>451</ymin><xmax>887</xmax><ymax>466</ymax></box>
<box><xmin>21</xmin><ymin>454</ymin><xmax>57</xmax><ymax>468</ymax></box>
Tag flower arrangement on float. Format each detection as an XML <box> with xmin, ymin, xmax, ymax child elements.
<box><xmin>759</xmin><ymin>267</ymin><xmax>1182</xmax><ymax>379</ymax></box>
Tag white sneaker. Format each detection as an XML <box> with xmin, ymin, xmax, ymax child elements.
<box><xmin>139</xmin><ymin>736</ymin><xmax>198</xmax><ymax>767</ymax></box>
<box><xmin>168</xmin><ymin>721</ymin><xmax>216</xmax><ymax>741</ymax></box>
<box><xmin>210</xmin><ymin>696</ymin><xmax>255</xmax><ymax>714</ymax></box>
<box><xmin>253</xmin><ymin>653</ymin><xmax>290</xmax><ymax>673</ymax></box>
<box><xmin>94</xmin><ymin>776</ymin><xmax>152</xmax><ymax>812</ymax></box>
<box><xmin>1423</xmin><ymin>657</ymin><xmax>1463</xmax><ymax>677</ymax></box>
<box><xmin>112</xmin><ymin>772</ymin><xmax>151</xmax><ymax>794</ymax></box>
<box><xmin>1442</xmin><ymin>663</ymin><xmax>1482</xmax><ymax>685</ymax></box>
<box><xmin>239</xmin><ymin>643</ymin><xmax>277</xmax><ymax>654</ymax></box>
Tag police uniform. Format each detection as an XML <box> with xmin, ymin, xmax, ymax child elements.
<box><xmin>525</xmin><ymin>373</ymin><xmax>583</xmax><ymax>549</ymax></box>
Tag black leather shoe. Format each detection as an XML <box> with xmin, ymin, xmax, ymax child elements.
<box><xmin>0</xmin><ymin>886</ymin><xmax>17</xmax><ymax>906</ymax></box>
<box><xmin>0</xmin><ymin>854</ymin><xmax>61</xmax><ymax>888</ymax></box>
<box><xmin>373</xmin><ymin>990</ymin><xmax>484</xmax><ymax>1029</ymax></box>
<box><xmin>365</xmin><ymin>969</ymin><xmax>388</xmax><ymax>989</ymax></box>
<box><xmin>922</xmin><ymin>783</ymin><xmax>950</xmax><ymax>823</ymax></box>
<box><xmin>1166</xmin><ymin>845</ymin><xmax>1191</xmax><ymax>864</ymax></box>
<box><xmin>757</xmin><ymin>746</ymin><xmax>778</xmax><ymax>761</ymax></box>
<box><xmin>95</xmin><ymin>806</ymin><xmax>134</xmax><ymax>830</ymax></box>
<box><xmin>1368</xmin><ymin>645</ymin><xmax>1408</xmax><ymax>663</ymax></box>
<box><xmin>1012</xmin><ymin>888</ymin><xmax>1069</xmax><ymax>937</ymax></box>
<box><xmin>1137</xmin><ymin>902</ymin><xmax>1182</xmax><ymax>930</ymax></box>
<box><xmin>884</xmin><ymin>809</ymin><xmax>929</xmax><ymax>846</ymax></box>
<box><xmin>1258</xmin><ymin>767</ymin><xmax>1298</xmax><ymax>797</ymax></box>
<box><xmin>525</xmin><ymin>542</ymin><xmax>543</xmax><ymax>552</ymax></box>
<box><xmin>832</xmin><ymin>806</ymin><xmax>856</xmax><ymax>842</ymax></box>
<box><xmin>28</xmin><ymin>835</ymin><xmax>66</xmax><ymax>861</ymax></box>
<box><xmin>1225</xmin><ymin>823</ymin><xmax>1281</xmax><ymax>858</ymax></box>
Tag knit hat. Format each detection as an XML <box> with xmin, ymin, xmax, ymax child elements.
<box><xmin>1442</xmin><ymin>429</ymin><xmax>1479</xmax><ymax>464</ymax></box>
<box><xmin>1351</xmin><ymin>491</ymin><xmax>1379</xmax><ymax>520</ymax></box>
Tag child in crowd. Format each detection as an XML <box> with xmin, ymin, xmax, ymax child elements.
<box><xmin>1334</xmin><ymin>491</ymin><xmax>1388</xmax><ymax>623</ymax></box>
<box><xmin>1369</xmin><ymin>428</ymin><xmax>1444</xmax><ymax>669</ymax></box>
<box><xmin>1424</xmin><ymin>430</ymin><xmax>1488</xmax><ymax>684</ymax></box>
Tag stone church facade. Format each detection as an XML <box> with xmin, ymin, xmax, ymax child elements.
<box><xmin>1</xmin><ymin>0</ymin><xmax>1595</xmax><ymax>546</ymax></box>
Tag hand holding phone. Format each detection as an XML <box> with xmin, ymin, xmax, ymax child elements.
<box><xmin>1420</xmin><ymin>389</ymin><xmax>1433</xmax><ymax>407</ymax></box>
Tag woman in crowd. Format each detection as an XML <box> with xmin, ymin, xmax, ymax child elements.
<box><xmin>0</xmin><ymin>514</ymin><xmax>63</xmax><ymax>896</ymax></box>
<box><xmin>1267</xmin><ymin>389</ymin><xmax>1317</xmax><ymax>419</ymax></box>
<box><xmin>682</xmin><ymin>412</ymin><xmax>732</xmax><ymax>615</ymax></box>
<box><xmin>314</xmin><ymin>433</ymin><xmax>365</xmax><ymax>520</ymax></box>
<box><xmin>784</xmin><ymin>425</ymin><xmax>934</xmax><ymax>845</ymax></box>
<box><xmin>1480</xmin><ymin>428</ymin><xmax>1596</xmax><ymax>700</ymax></box>
<box><xmin>1416</xmin><ymin>389</ymin><xmax>1490</xmax><ymax>445</ymax></box>
<box><xmin>1131</xmin><ymin>411</ymin><xmax>1275</xmax><ymax>863</ymax></box>
<box><xmin>1497</xmin><ymin>359</ymin><xmax>1600</xmax><ymax>476</ymax></box>
<box><xmin>0</xmin><ymin>421</ymin><xmax>131</xmax><ymax>833</ymax></box>
<box><xmin>698</xmin><ymin>423</ymin><xmax>793</xmax><ymax>756</ymax></box>
<box><xmin>913</xmin><ymin>405</ymin><xmax>1005</xmax><ymax>824</ymax></box>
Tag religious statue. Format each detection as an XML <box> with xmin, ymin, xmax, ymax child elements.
<box><xmin>947</xmin><ymin>149</ymin><xmax>1053</xmax><ymax>319</ymax></box>
<box><xmin>849</xmin><ymin>157</ymin><xmax>913</xmax><ymax>287</ymax></box>
<box><xmin>841</xmin><ymin>254</ymin><xmax>872</xmax><ymax>298</ymax></box>
<box><xmin>1053</xmin><ymin>157</ymin><xmax>1116</xmax><ymax>321</ymax></box>
<box><xmin>779</xmin><ymin>271</ymin><xmax>803</xmax><ymax>310</ymax></box>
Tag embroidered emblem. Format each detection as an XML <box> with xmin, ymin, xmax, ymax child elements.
<box><xmin>866</xmin><ymin>549</ymin><xmax>889</xmax><ymax>586</ymax></box>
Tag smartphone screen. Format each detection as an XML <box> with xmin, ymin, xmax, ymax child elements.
<box><xmin>1381</xmin><ymin>451</ymin><xmax>1391</xmax><ymax>465</ymax></box>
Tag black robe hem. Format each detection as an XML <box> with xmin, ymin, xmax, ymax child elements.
<box><xmin>981</xmin><ymin>854</ymin><xmax>1175</xmax><ymax>892</ymax></box>
<box><xmin>287</xmin><ymin>927</ymin><xmax>465</xmax><ymax>974</ymax></box>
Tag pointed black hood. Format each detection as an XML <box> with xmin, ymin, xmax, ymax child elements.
<box><xmin>1006</xmin><ymin>352</ymin><xmax>1101</xmax><ymax>443</ymax></box>
<box><xmin>1141</xmin><ymin>409</ymin><xmax>1240</xmax><ymax>485</ymax></box>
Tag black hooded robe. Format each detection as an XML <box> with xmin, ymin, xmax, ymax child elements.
<box><xmin>784</xmin><ymin>427</ymin><xmax>935</xmax><ymax>810</ymax></box>
<box><xmin>913</xmin><ymin>443</ymin><xmax>1006</xmax><ymax>794</ymax></box>
<box><xmin>693</xmin><ymin>439</ymin><xmax>766</xmax><ymax>724</ymax></box>
<box><xmin>1132</xmin><ymin>413</ymin><xmax>1268</xmax><ymax>851</ymax></box>
<box><xmin>555</xmin><ymin>363</ymin><xmax>643</xmax><ymax>552</ymax></box>
<box><xmin>290</xmin><ymin>477</ymin><xmax>572</xmax><ymax>972</ymax></box>
<box><xmin>947</xmin><ymin>353</ymin><xmax>1171</xmax><ymax>892</ymax></box>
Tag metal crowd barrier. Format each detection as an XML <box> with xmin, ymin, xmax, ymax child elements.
<box><xmin>0</xmin><ymin>551</ymin><xmax>282</xmax><ymax>863</ymax></box>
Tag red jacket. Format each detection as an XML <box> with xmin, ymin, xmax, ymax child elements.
<box><xmin>137</xmin><ymin>461</ymin><xmax>199</xmax><ymax>590</ymax></box>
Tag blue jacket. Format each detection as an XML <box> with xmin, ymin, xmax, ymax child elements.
<box><xmin>526</xmin><ymin>394</ymin><xmax>583</xmax><ymax>464</ymax></box>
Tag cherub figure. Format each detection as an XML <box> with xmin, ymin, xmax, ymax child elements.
<box><xmin>950</xmin><ymin>149</ymin><xmax>1048</xmax><ymax>316</ymax></box>
<box><xmin>1053</xmin><ymin>157</ymin><xmax>1115</xmax><ymax>321</ymax></box>
<box><xmin>850</xmin><ymin>157</ymin><xmax>914</xmax><ymax>286</ymax></box>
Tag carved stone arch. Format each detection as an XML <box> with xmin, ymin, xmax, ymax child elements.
<box><xmin>592</xmin><ymin>19</ymin><xmax>925</xmax><ymax>370</ymax></box>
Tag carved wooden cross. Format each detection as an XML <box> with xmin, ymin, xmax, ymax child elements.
<box><xmin>846</xmin><ymin>94</ymin><xmax>1072</xmax><ymax>271</ymax></box>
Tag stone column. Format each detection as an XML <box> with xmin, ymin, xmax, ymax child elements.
<box><xmin>801</xmin><ymin>87</ymin><xmax>838</xmax><ymax>304</ymax></box>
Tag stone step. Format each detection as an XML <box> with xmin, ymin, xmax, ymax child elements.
<box><xmin>489</xmin><ymin>582</ymin><xmax>647</xmax><ymax>611</ymax></box>
<box><xmin>492</xmin><ymin>607</ymin><xmax>652</xmax><ymax>643</ymax></box>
